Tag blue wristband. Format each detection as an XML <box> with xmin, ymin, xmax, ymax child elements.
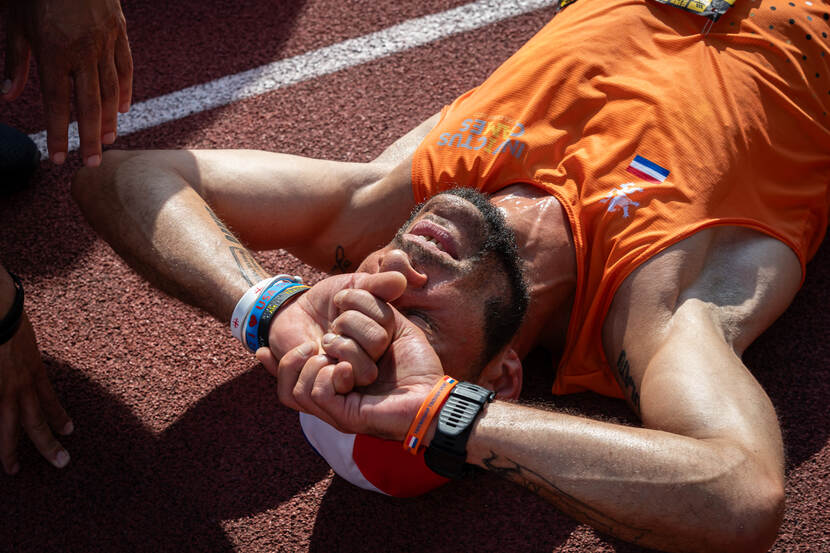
<box><xmin>257</xmin><ymin>283</ymin><xmax>310</xmax><ymax>349</ymax></box>
<box><xmin>244</xmin><ymin>280</ymin><xmax>304</xmax><ymax>352</ymax></box>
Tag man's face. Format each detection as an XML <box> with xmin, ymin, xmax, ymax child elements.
<box><xmin>357</xmin><ymin>189</ymin><xmax>528</xmax><ymax>379</ymax></box>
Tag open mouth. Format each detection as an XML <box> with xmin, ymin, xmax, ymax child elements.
<box><xmin>404</xmin><ymin>219</ymin><xmax>459</xmax><ymax>261</ymax></box>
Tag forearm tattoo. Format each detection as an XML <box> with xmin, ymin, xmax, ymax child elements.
<box><xmin>481</xmin><ymin>452</ymin><xmax>651</xmax><ymax>543</ymax></box>
<box><xmin>204</xmin><ymin>206</ymin><xmax>267</xmax><ymax>286</ymax></box>
<box><xmin>330</xmin><ymin>245</ymin><xmax>352</xmax><ymax>273</ymax></box>
<box><xmin>204</xmin><ymin>205</ymin><xmax>241</xmax><ymax>245</ymax></box>
<box><xmin>616</xmin><ymin>350</ymin><xmax>641</xmax><ymax>410</ymax></box>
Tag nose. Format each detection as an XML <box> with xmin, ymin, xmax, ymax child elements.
<box><xmin>378</xmin><ymin>248</ymin><xmax>428</xmax><ymax>289</ymax></box>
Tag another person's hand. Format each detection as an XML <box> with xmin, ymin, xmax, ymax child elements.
<box><xmin>1</xmin><ymin>0</ymin><xmax>133</xmax><ymax>167</ymax></box>
<box><xmin>0</xmin><ymin>312</ymin><xmax>73</xmax><ymax>474</ymax></box>
<box><xmin>276</xmin><ymin>296</ymin><xmax>445</xmax><ymax>441</ymax></box>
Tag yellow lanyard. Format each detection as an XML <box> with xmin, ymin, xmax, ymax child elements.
<box><xmin>555</xmin><ymin>0</ymin><xmax>736</xmax><ymax>22</ymax></box>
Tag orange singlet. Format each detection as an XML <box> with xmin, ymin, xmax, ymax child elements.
<box><xmin>411</xmin><ymin>0</ymin><xmax>830</xmax><ymax>398</ymax></box>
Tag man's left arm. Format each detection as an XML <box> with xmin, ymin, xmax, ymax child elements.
<box><xmin>284</xmin><ymin>297</ymin><xmax>787</xmax><ymax>553</ymax></box>
<box><xmin>463</xmin><ymin>316</ymin><xmax>785</xmax><ymax>553</ymax></box>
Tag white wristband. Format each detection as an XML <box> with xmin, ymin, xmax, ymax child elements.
<box><xmin>229</xmin><ymin>274</ymin><xmax>304</xmax><ymax>344</ymax></box>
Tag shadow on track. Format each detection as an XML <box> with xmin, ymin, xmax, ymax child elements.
<box><xmin>0</xmin><ymin>358</ymin><xmax>328</xmax><ymax>552</ymax></box>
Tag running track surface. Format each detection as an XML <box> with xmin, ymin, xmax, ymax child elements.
<box><xmin>1</xmin><ymin>2</ymin><xmax>828</xmax><ymax>551</ymax></box>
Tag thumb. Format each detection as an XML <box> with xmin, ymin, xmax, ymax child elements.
<box><xmin>2</xmin><ymin>19</ymin><xmax>31</xmax><ymax>101</ymax></box>
<box><xmin>256</xmin><ymin>347</ymin><xmax>280</xmax><ymax>377</ymax></box>
<box><xmin>354</xmin><ymin>271</ymin><xmax>407</xmax><ymax>303</ymax></box>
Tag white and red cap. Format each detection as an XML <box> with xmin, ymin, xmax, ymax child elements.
<box><xmin>299</xmin><ymin>413</ymin><xmax>449</xmax><ymax>497</ymax></box>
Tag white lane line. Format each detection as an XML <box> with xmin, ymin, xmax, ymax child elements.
<box><xmin>28</xmin><ymin>0</ymin><xmax>554</xmax><ymax>158</ymax></box>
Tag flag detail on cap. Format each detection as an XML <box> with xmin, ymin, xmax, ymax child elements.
<box><xmin>626</xmin><ymin>155</ymin><xmax>670</xmax><ymax>183</ymax></box>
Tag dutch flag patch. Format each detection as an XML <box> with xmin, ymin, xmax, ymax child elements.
<box><xmin>626</xmin><ymin>155</ymin><xmax>670</xmax><ymax>183</ymax></box>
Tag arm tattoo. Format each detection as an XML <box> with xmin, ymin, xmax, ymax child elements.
<box><xmin>229</xmin><ymin>247</ymin><xmax>262</xmax><ymax>287</ymax></box>
<box><xmin>330</xmin><ymin>245</ymin><xmax>352</xmax><ymax>273</ymax></box>
<box><xmin>204</xmin><ymin>205</ymin><xmax>241</xmax><ymax>245</ymax></box>
<box><xmin>616</xmin><ymin>350</ymin><xmax>641</xmax><ymax>410</ymax></box>
<box><xmin>481</xmin><ymin>452</ymin><xmax>651</xmax><ymax>543</ymax></box>
<box><xmin>204</xmin><ymin>206</ymin><xmax>267</xmax><ymax>286</ymax></box>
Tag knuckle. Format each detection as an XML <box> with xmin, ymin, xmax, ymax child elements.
<box><xmin>23</xmin><ymin>413</ymin><xmax>50</xmax><ymax>435</ymax></box>
<box><xmin>100</xmin><ymin>73</ymin><xmax>119</xmax><ymax>99</ymax></box>
<box><xmin>310</xmin><ymin>384</ymin><xmax>325</xmax><ymax>402</ymax></box>
<box><xmin>292</xmin><ymin>379</ymin><xmax>307</xmax><ymax>400</ymax></box>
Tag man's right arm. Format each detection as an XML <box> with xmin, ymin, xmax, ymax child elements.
<box><xmin>71</xmin><ymin>148</ymin><xmax>417</xmax><ymax>322</ymax></box>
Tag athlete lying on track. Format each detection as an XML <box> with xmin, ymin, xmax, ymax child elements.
<box><xmin>72</xmin><ymin>1</ymin><xmax>829</xmax><ymax>551</ymax></box>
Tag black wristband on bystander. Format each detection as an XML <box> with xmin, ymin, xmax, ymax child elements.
<box><xmin>0</xmin><ymin>272</ymin><xmax>25</xmax><ymax>346</ymax></box>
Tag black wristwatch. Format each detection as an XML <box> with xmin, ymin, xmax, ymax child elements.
<box><xmin>424</xmin><ymin>382</ymin><xmax>495</xmax><ymax>479</ymax></box>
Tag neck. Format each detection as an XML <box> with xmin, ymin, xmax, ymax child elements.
<box><xmin>491</xmin><ymin>184</ymin><xmax>577</xmax><ymax>358</ymax></box>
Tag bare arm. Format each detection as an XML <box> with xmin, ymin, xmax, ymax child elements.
<box><xmin>465</xmin><ymin>327</ymin><xmax>784</xmax><ymax>552</ymax></box>
<box><xmin>70</xmin><ymin>112</ymin><xmax>439</xmax><ymax>320</ymax></box>
<box><xmin>281</xmin><ymin>228</ymin><xmax>800</xmax><ymax>553</ymax></box>
<box><xmin>70</xmin><ymin>145</ymin><xmax>420</xmax><ymax>322</ymax></box>
<box><xmin>464</xmin><ymin>230</ymin><xmax>800</xmax><ymax>552</ymax></box>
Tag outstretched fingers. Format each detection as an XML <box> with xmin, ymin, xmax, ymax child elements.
<box><xmin>19</xmin><ymin>388</ymin><xmax>70</xmax><ymax>470</ymax></box>
<box><xmin>1</xmin><ymin>18</ymin><xmax>31</xmax><ymax>101</ymax></box>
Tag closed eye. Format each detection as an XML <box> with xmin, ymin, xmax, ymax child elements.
<box><xmin>402</xmin><ymin>308</ymin><xmax>436</xmax><ymax>338</ymax></box>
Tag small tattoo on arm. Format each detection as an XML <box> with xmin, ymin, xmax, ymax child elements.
<box><xmin>616</xmin><ymin>350</ymin><xmax>641</xmax><ymax>410</ymax></box>
<box><xmin>330</xmin><ymin>245</ymin><xmax>352</xmax><ymax>273</ymax></box>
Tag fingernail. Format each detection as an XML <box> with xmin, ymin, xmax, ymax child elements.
<box><xmin>86</xmin><ymin>154</ymin><xmax>101</xmax><ymax>167</ymax></box>
<box><xmin>119</xmin><ymin>102</ymin><xmax>130</xmax><ymax>113</ymax></box>
<box><xmin>1</xmin><ymin>80</ymin><xmax>10</xmax><ymax>95</ymax></box>
<box><xmin>51</xmin><ymin>152</ymin><xmax>66</xmax><ymax>164</ymax></box>
<box><xmin>54</xmin><ymin>450</ymin><xmax>70</xmax><ymax>468</ymax></box>
<box><xmin>102</xmin><ymin>132</ymin><xmax>116</xmax><ymax>144</ymax></box>
<box><xmin>61</xmin><ymin>421</ymin><xmax>74</xmax><ymax>436</ymax></box>
<box><xmin>322</xmin><ymin>333</ymin><xmax>339</xmax><ymax>346</ymax></box>
<box><xmin>8</xmin><ymin>462</ymin><xmax>20</xmax><ymax>475</ymax></box>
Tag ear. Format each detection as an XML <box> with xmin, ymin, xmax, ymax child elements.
<box><xmin>475</xmin><ymin>347</ymin><xmax>522</xmax><ymax>401</ymax></box>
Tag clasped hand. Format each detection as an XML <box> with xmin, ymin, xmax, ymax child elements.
<box><xmin>258</xmin><ymin>271</ymin><xmax>445</xmax><ymax>442</ymax></box>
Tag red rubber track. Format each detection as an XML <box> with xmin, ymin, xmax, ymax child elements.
<box><xmin>1</xmin><ymin>2</ymin><xmax>827</xmax><ymax>552</ymax></box>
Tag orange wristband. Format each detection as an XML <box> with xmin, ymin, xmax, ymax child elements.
<box><xmin>403</xmin><ymin>375</ymin><xmax>458</xmax><ymax>455</ymax></box>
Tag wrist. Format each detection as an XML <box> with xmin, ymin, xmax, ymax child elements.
<box><xmin>403</xmin><ymin>375</ymin><xmax>457</xmax><ymax>454</ymax></box>
<box><xmin>229</xmin><ymin>274</ymin><xmax>308</xmax><ymax>353</ymax></box>
<box><xmin>267</xmin><ymin>296</ymin><xmax>309</xmax><ymax>358</ymax></box>
<box><xmin>0</xmin><ymin>271</ymin><xmax>25</xmax><ymax>346</ymax></box>
<box><xmin>0</xmin><ymin>268</ymin><xmax>14</xmax><ymax>316</ymax></box>
<box><xmin>423</xmin><ymin>381</ymin><xmax>495</xmax><ymax>479</ymax></box>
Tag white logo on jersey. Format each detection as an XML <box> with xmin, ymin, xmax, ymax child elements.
<box><xmin>600</xmin><ymin>182</ymin><xmax>644</xmax><ymax>218</ymax></box>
